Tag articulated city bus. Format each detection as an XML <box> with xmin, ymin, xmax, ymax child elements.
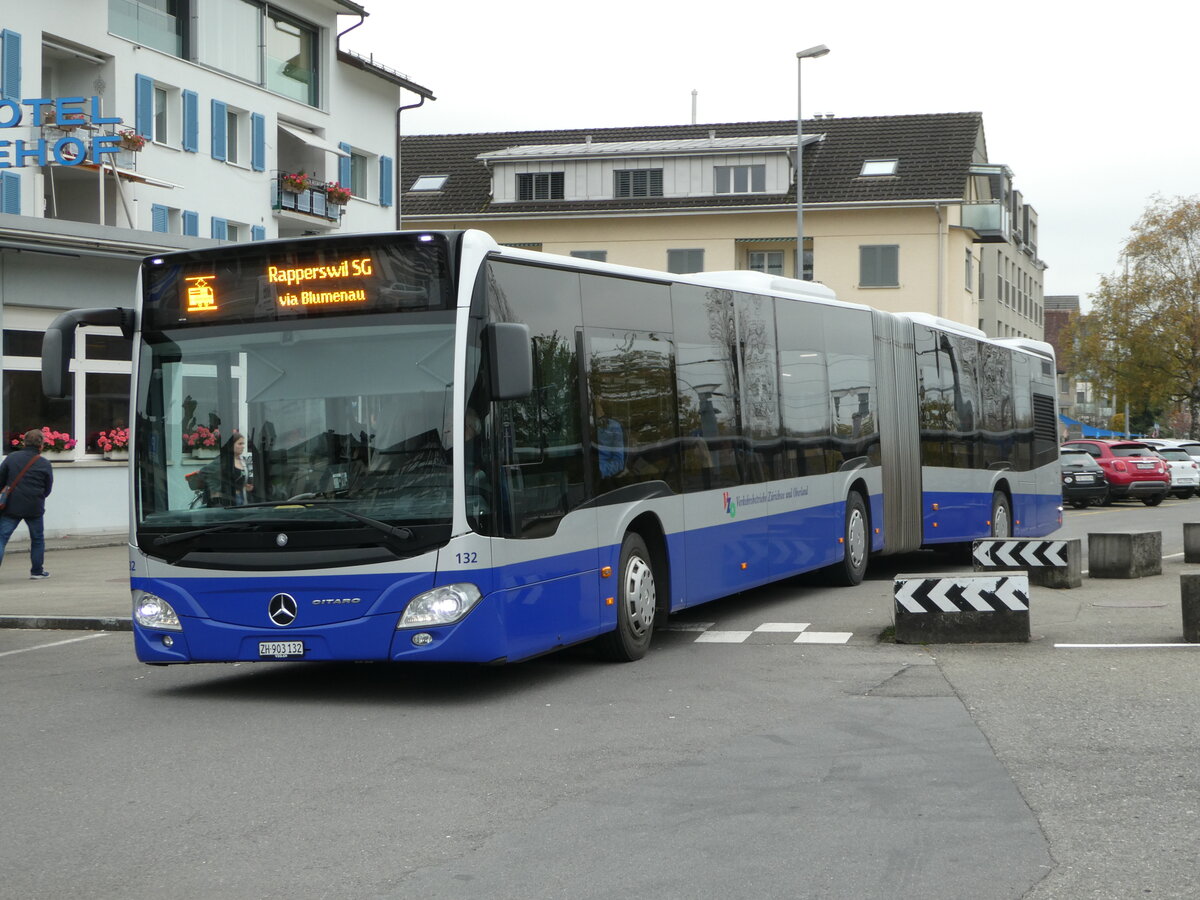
<box><xmin>43</xmin><ymin>229</ymin><xmax>1061</xmax><ymax>665</ymax></box>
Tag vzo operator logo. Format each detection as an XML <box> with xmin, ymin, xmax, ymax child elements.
<box><xmin>723</xmin><ymin>491</ymin><xmax>736</xmax><ymax>518</ymax></box>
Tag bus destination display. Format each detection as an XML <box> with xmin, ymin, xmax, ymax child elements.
<box><xmin>144</xmin><ymin>235</ymin><xmax>452</xmax><ymax>328</ymax></box>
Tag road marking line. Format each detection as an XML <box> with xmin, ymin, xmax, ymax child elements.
<box><xmin>660</xmin><ymin>622</ymin><xmax>715</xmax><ymax>633</ymax></box>
<box><xmin>1055</xmin><ymin>642</ymin><xmax>1200</xmax><ymax>649</ymax></box>
<box><xmin>694</xmin><ymin>631</ymin><xmax>753</xmax><ymax>643</ymax></box>
<box><xmin>795</xmin><ymin>632</ymin><xmax>853</xmax><ymax>644</ymax></box>
<box><xmin>0</xmin><ymin>632</ymin><xmax>109</xmax><ymax>659</ymax></box>
<box><xmin>754</xmin><ymin>622</ymin><xmax>811</xmax><ymax>633</ymax></box>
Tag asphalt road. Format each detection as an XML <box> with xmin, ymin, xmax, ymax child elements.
<box><xmin>2</xmin><ymin>495</ymin><xmax>1199</xmax><ymax>899</ymax></box>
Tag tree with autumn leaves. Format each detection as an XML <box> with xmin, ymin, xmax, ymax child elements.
<box><xmin>1063</xmin><ymin>195</ymin><xmax>1200</xmax><ymax>437</ymax></box>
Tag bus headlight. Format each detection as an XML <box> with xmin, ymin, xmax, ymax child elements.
<box><xmin>133</xmin><ymin>591</ymin><xmax>182</xmax><ymax>631</ymax></box>
<box><xmin>399</xmin><ymin>584</ymin><xmax>482</xmax><ymax>628</ymax></box>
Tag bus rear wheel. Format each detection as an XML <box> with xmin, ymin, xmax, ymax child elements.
<box><xmin>991</xmin><ymin>491</ymin><xmax>1012</xmax><ymax>537</ymax></box>
<box><xmin>596</xmin><ymin>533</ymin><xmax>656</xmax><ymax>662</ymax></box>
<box><xmin>827</xmin><ymin>492</ymin><xmax>869</xmax><ymax>587</ymax></box>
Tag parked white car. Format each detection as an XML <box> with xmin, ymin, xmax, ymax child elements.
<box><xmin>1154</xmin><ymin>447</ymin><xmax>1200</xmax><ymax>498</ymax></box>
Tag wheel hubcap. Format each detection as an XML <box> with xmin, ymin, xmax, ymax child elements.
<box><xmin>847</xmin><ymin>508</ymin><xmax>867</xmax><ymax>569</ymax></box>
<box><xmin>623</xmin><ymin>555</ymin><xmax>655</xmax><ymax>637</ymax></box>
<box><xmin>993</xmin><ymin>504</ymin><xmax>1010</xmax><ymax>537</ymax></box>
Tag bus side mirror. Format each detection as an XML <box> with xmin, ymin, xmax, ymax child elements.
<box><xmin>485</xmin><ymin>322</ymin><xmax>532</xmax><ymax>400</ymax></box>
<box><xmin>42</xmin><ymin>308</ymin><xmax>135</xmax><ymax>398</ymax></box>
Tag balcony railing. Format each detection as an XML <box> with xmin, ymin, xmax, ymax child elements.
<box><xmin>272</xmin><ymin>175</ymin><xmax>345</xmax><ymax>224</ymax></box>
<box><xmin>961</xmin><ymin>200</ymin><xmax>1011</xmax><ymax>243</ymax></box>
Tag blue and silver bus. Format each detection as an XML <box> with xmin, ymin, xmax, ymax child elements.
<box><xmin>43</xmin><ymin>229</ymin><xmax>1061</xmax><ymax>665</ymax></box>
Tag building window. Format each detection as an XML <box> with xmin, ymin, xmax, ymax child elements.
<box><xmin>965</xmin><ymin>249</ymin><xmax>974</xmax><ymax>292</ymax></box>
<box><xmin>859</xmin><ymin>245</ymin><xmax>899</xmax><ymax>287</ymax></box>
<box><xmin>349</xmin><ymin>151</ymin><xmax>369</xmax><ymax>198</ymax></box>
<box><xmin>570</xmin><ymin>250</ymin><xmax>607</xmax><ymax>262</ymax></box>
<box><xmin>748</xmin><ymin>251</ymin><xmax>785</xmax><ymax>275</ymax></box>
<box><xmin>410</xmin><ymin>175</ymin><xmax>448</xmax><ymax>191</ymax></box>
<box><xmin>517</xmin><ymin>172</ymin><xmax>564</xmax><ymax>201</ymax></box>
<box><xmin>668</xmin><ymin>249</ymin><xmax>704</xmax><ymax>274</ymax></box>
<box><xmin>614</xmin><ymin>169</ymin><xmax>663</xmax><ymax>198</ymax></box>
<box><xmin>153</xmin><ymin>86</ymin><xmax>169</xmax><ymax>144</ymax></box>
<box><xmin>860</xmin><ymin>159</ymin><xmax>898</xmax><ymax>176</ymax></box>
<box><xmin>225</xmin><ymin>109</ymin><xmax>240</xmax><ymax>164</ymax></box>
<box><xmin>109</xmin><ymin>0</ymin><xmax>185</xmax><ymax>57</ymax></box>
<box><xmin>714</xmin><ymin>164</ymin><xmax>765</xmax><ymax>194</ymax></box>
<box><xmin>266</xmin><ymin>9</ymin><xmax>318</xmax><ymax>105</ymax></box>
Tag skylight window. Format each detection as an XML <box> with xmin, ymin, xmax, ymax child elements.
<box><xmin>410</xmin><ymin>175</ymin><xmax>448</xmax><ymax>191</ymax></box>
<box><xmin>860</xmin><ymin>159</ymin><xmax>898</xmax><ymax>176</ymax></box>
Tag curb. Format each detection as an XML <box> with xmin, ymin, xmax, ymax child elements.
<box><xmin>0</xmin><ymin>615</ymin><xmax>133</xmax><ymax>632</ymax></box>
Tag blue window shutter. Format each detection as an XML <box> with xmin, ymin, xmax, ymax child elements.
<box><xmin>338</xmin><ymin>143</ymin><xmax>352</xmax><ymax>187</ymax></box>
<box><xmin>251</xmin><ymin>225</ymin><xmax>266</xmax><ymax>241</ymax></box>
<box><xmin>211</xmin><ymin>217</ymin><xmax>228</xmax><ymax>241</ymax></box>
<box><xmin>135</xmin><ymin>74</ymin><xmax>154</xmax><ymax>138</ymax></box>
<box><xmin>1</xmin><ymin>30</ymin><xmax>20</xmax><ymax>102</ymax></box>
<box><xmin>251</xmin><ymin>113</ymin><xmax>265</xmax><ymax>172</ymax></box>
<box><xmin>1</xmin><ymin>171</ymin><xmax>19</xmax><ymax>215</ymax></box>
<box><xmin>182</xmin><ymin>210</ymin><xmax>199</xmax><ymax>236</ymax></box>
<box><xmin>151</xmin><ymin>203</ymin><xmax>169</xmax><ymax>233</ymax></box>
<box><xmin>379</xmin><ymin>155</ymin><xmax>394</xmax><ymax>208</ymax></box>
<box><xmin>211</xmin><ymin>100</ymin><xmax>227</xmax><ymax>161</ymax></box>
<box><xmin>182</xmin><ymin>91</ymin><xmax>198</xmax><ymax>152</ymax></box>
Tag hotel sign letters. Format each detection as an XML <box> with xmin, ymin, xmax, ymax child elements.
<box><xmin>0</xmin><ymin>96</ymin><xmax>124</xmax><ymax>168</ymax></box>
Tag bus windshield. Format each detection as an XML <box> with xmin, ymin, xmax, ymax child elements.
<box><xmin>134</xmin><ymin>312</ymin><xmax>458</xmax><ymax>549</ymax></box>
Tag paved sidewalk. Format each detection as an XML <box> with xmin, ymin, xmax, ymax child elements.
<box><xmin>0</xmin><ymin>533</ymin><xmax>131</xmax><ymax>630</ymax></box>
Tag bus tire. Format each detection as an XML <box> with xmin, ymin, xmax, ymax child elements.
<box><xmin>991</xmin><ymin>490</ymin><xmax>1012</xmax><ymax>537</ymax></box>
<box><xmin>828</xmin><ymin>492</ymin><xmax>869</xmax><ymax>587</ymax></box>
<box><xmin>596</xmin><ymin>533</ymin><xmax>656</xmax><ymax>662</ymax></box>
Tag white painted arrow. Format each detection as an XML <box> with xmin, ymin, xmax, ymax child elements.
<box><xmin>997</xmin><ymin>541</ymin><xmax>1021</xmax><ymax>567</ymax></box>
<box><xmin>972</xmin><ymin>542</ymin><xmax>992</xmax><ymax>567</ymax></box>
<box><xmin>993</xmin><ymin>577</ymin><xmax>1029</xmax><ymax>611</ymax></box>
<box><xmin>1019</xmin><ymin>542</ymin><xmax>1044</xmax><ymax>567</ymax></box>
<box><xmin>928</xmin><ymin>579</ymin><xmax>960</xmax><ymax>612</ymax></box>
<box><xmin>895</xmin><ymin>580</ymin><xmax>927</xmax><ymax>613</ymax></box>
<box><xmin>960</xmin><ymin>579</ymin><xmax>998</xmax><ymax>611</ymax></box>
<box><xmin>1044</xmin><ymin>541</ymin><xmax>1068</xmax><ymax>566</ymax></box>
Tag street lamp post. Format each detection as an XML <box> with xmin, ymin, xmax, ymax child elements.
<box><xmin>796</xmin><ymin>43</ymin><xmax>830</xmax><ymax>281</ymax></box>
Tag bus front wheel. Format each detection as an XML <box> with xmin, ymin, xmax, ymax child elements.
<box><xmin>596</xmin><ymin>533</ymin><xmax>656</xmax><ymax>662</ymax></box>
<box><xmin>827</xmin><ymin>492</ymin><xmax>869</xmax><ymax>587</ymax></box>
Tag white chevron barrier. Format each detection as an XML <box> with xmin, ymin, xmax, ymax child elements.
<box><xmin>894</xmin><ymin>573</ymin><xmax>1030</xmax><ymax>644</ymax></box>
<box><xmin>972</xmin><ymin>538</ymin><xmax>1081</xmax><ymax>589</ymax></box>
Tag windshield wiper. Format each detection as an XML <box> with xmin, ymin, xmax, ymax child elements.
<box><xmin>235</xmin><ymin>499</ymin><xmax>414</xmax><ymax>542</ymax></box>
<box><xmin>152</xmin><ymin>521</ymin><xmax>256</xmax><ymax>547</ymax></box>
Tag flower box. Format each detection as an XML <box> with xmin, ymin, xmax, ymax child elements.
<box><xmin>280</xmin><ymin>173</ymin><xmax>311</xmax><ymax>194</ymax></box>
<box><xmin>117</xmin><ymin>129</ymin><xmax>146</xmax><ymax>151</ymax></box>
<box><xmin>104</xmin><ymin>449</ymin><xmax>129</xmax><ymax>461</ymax></box>
<box><xmin>190</xmin><ymin>447</ymin><xmax>219</xmax><ymax>459</ymax></box>
<box><xmin>325</xmin><ymin>182</ymin><xmax>352</xmax><ymax>205</ymax></box>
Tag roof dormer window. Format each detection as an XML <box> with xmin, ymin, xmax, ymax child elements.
<box><xmin>860</xmin><ymin>159</ymin><xmax>898</xmax><ymax>176</ymax></box>
<box><xmin>517</xmin><ymin>172</ymin><xmax>564</xmax><ymax>201</ymax></box>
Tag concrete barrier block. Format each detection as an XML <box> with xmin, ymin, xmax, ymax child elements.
<box><xmin>1087</xmin><ymin>532</ymin><xmax>1162</xmax><ymax>579</ymax></box>
<box><xmin>973</xmin><ymin>538</ymin><xmax>1082</xmax><ymax>589</ymax></box>
<box><xmin>894</xmin><ymin>573</ymin><xmax>1030</xmax><ymax>644</ymax></box>
<box><xmin>1181</xmin><ymin>572</ymin><xmax>1200</xmax><ymax>643</ymax></box>
<box><xmin>1184</xmin><ymin>524</ymin><xmax>1200</xmax><ymax>564</ymax></box>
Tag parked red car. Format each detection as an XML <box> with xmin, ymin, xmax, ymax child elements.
<box><xmin>1059</xmin><ymin>439</ymin><xmax>1170</xmax><ymax>505</ymax></box>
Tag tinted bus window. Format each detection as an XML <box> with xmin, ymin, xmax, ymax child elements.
<box><xmin>486</xmin><ymin>261</ymin><xmax>586</xmax><ymax>538</ymax></box>
<box><xmin>1012</xmin><ymin>353</ymin><xmax>1033</xmax><ymax>471</ymax></box>
<box><xmin>826</xmin><ymin>306</ymin><xmax>878</xmax><ymax>469</ymax></box>
<box><xmin>587</xmin><ymin>329</ymin><xmax>679</xmax><ymax>494</ymax></box>
<box><xmin>581</xmin><ymin>273</ymin><xmax>672</xmax><ymax>332</ymax></box>
<box><xmin>979</xmin><ymin>343</ymin><xmax>1014</xmax><ymax>468</ymax></box>
<box><xmin>737</xmin><ymin>292</ymin><xmax>780</xmax><ymax>483</ymax></box>
<box><xmin>776</xmin><ymin>300</ymin><xmax>829</xmax><ymax>477</ymax></box>
<box><xmin>672</xmin><ymin>284</ymin><xmax>743</xmax><ymax>491</ymax></box>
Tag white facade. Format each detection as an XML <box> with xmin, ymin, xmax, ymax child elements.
<box><xmin>0</xmin><ymin>0</ymin><xmax>431</xmax><ymax>539</ymax></box>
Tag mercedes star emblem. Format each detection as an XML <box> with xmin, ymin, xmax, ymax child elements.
<box><xmin>276</xmin><ymin>533</ymin><xmax>289</xmax><ymax>547</ymax></box>
<box><xmin>268</xmin><ymin>593</ymin><xmax>298</xmax><ymax>626</ymax></box>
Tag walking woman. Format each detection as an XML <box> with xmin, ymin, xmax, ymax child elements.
<box><xmin>0</xmin><ymin>429</ymin><xmax>54</xmax><ymax>579</ymax></box>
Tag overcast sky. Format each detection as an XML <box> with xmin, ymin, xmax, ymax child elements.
<box><xmin>342</xmin><ymin>0</ymin><xmax>1199</xmax><ymax>309</ymax></box>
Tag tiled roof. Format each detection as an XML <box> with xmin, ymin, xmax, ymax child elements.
<box><xmin>398</xmin><ymin>112</ymin><xmax>983</xmax><ymax>218</ymax></box>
